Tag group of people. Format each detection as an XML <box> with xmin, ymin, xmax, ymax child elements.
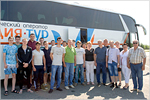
<box><xmin>3</xmin><ymin>33</ymin><xmax>146</xmax><ymax>96</ymax></box>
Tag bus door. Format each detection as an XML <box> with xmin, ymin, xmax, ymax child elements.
<box><xmin>80</xmin><ymin>28</ymin><xmax>87</xmax><ymax>43</ymax></box>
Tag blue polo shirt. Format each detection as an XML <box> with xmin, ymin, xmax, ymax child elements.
<box><xmin>94</xmin><ymin>46</ymin><xmax>107</xmax><ymax>63</ymax></box>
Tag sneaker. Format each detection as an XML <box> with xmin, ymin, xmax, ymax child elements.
<box><xmin>87</xmin><ymin>82</ymin><xmax>90</xmax><ymax>85</ymax></box>
<box><xmin>56</xmin><ymin>88</ymin><xmax>63</xmax><ymax>91</ymax></box>
<box><xmin>103</xmin><ymin>83</ymin><xmax>107</xmax><ymax>86</ymax></box>
<box><xmin>35</xmin><ymin>88</ymin><xmax>38</xmax><ymax>92</ymax></box>
<box><xmin>65</xmin><ymin>86</ymin><xmax>69</xmax><ymax>90</ymax></box>
<box><xmin>91</xmin><ymin>82</ymin><xmax>95</xmax><ymax>85</ymax></box>
<box><xmin>74</xmin><ymin>83</ymin><xmax>78</xmax><ymax>86</ymax></box>
<box><xmin>115</xmin><ymin>83</ymin><xmax>118</xmax><ymax>88</ymax></box>
<box><xmin>137</xmin><ymin>89</ymin><xmax>142</xmax><ymax>93</ymax></box>
<box><xmin>131</xmin><ymin>88</ymin><xmax>137</xmax><ymax>91</ymax></box>
<box><xmin>110</xmin><ymin>83</ymin><xmax>114</xmax><ymax>88</ymax></box>
<box><xmin>48</xmin><ymin>89</ymin><xmax>53</xmax><ymax>93</ymax></box>
<box><xmin>81</xmin><ymin>82</ymin><xmax>86</xmax><ymax>86</ymax></box>
<box><xmin>69</xmin><ymin>85</ymin><xmax>75</xmax><ymax>88</ymax></box>
<box><xmin>97</xmin><ymin>83</ymin><xmax>101</xmax><ymax>86</ymax></box>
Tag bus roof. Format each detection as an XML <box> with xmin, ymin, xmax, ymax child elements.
<box><xmin>48</xmin><ymin>0</ymin><xmax>136</xmax><ymax>23</ymax></box>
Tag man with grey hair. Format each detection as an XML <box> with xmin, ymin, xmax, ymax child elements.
<box><xmin>127</xmin><ymin>40</ymin><xmax>146</xmax><ymax>92</ymax></box>
<box><xmin>106</xmin><ymin>40</ymin><xmax>120</xmax><ymax>88</ymax></box>
<box><xmin>94</xmin><ymin>40</ymin><xmax>107</xmax><ymax>86</ymax></box>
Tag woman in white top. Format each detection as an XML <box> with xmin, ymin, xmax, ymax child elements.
<box><xmin>120</xmin><ymin>43</ymin><xmax>131</xmax><ymax>89</ymax></box>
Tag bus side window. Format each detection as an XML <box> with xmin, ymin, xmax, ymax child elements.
<box><xmin>1</xmin><ymin>10</ymin><xmax>5</xmax><ymax>19</ymax></box>
<box><xmin>17</xmin><ymin>12</ymin><xmax>22</xmax><ymax>21</ymax></box>
<box><xmin>38</xmin><ymin>14</ymin><xmax>45</xmax><ymax>23</ymax></box>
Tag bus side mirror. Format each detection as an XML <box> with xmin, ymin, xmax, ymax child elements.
<box><xmin>135</xmin><ymin>24</ymin><xmax>147</xmax><ymax>35</ymax></box>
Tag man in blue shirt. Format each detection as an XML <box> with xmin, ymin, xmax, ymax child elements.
<box><xmin>3</xmin><ymin>36</ymin><xmax>18</xmax><ymax>96</ymax></box>
<box><xmin>42</xmin><ymin>41</ymin><xmax>52</xmax><ymax>90</ymax></box>
<box><xmin>94</xmin><ymin>40</ymin><xmax>107</xmax><ymax>86</ymax></box>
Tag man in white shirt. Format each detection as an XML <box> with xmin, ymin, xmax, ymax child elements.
<box><xmin>74</xmin><ymin>41</ymin><xmax>86</xmax><ymax>86</ymax></box>
<box><xmin>48</xmin><ymin>37</ymin><xmax>65</xmax><ymax>93</ymax></box>
<box><xmin>32</xmin><ymin>42</ymin><xmax>46</xmax><ymax>92</ymax></box>
<box><xmin>106</xmin><ymin>40</ymin><xmax>120</xmax><ymax>88</ymax></box>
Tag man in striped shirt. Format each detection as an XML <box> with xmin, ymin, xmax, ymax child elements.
<box><xmin>127</xmin><ymin>40</ymin><xmax>146</xmax><ymax>92</ymax></box>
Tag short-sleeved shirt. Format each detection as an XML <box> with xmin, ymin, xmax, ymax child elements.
<box><xmin>65</xmin><ymin>46</ymin><xmax>76</xmax><ymax>63</ymax></box>
<box><xmin>14</xmin><ymin>44</ymin><xmax>22</xmax><ymax>49</ymax></box>
<box><xmin>85</xmin><ymin>48</ymin><xmax>94</xmax><ymax>61</ymax></box>
<box><xmin>28</xmin><ymin>40</ymin><xmax>36</xmax><ymax>51</ymax></box>
<box><xmin>94</xmin><ymin>46</ymin><xmax>107</xmax><ymax>63</ymax></box>
<box><xmin>106</xmin><ymin>47</ymin><xmax>120</xmax><ymax>63</ymax></box>
<box><xmin>42</xmin><ymin>47</ymin><xmax>52</xmax><ymax>65</ymax></box>
<box><xmin>75</xmin><ymin>47</ymin><xmax>85</xmax><ymax>64</ymax></box>
<box><xmin>32</xmin><ymin>49</ymin><xmax>44</xmax><ymax>65</ymax></box>
<box><xmin>51</xmin><ymin>46</ymin><xmax>65</xmax><ymax>65</ymax></box>
<box><xmin>128</xmin><ymin>46</ymin><xmax>146</xmax><ymax>63</ymax></box>
<box><xmin>120</xmin><ymin>50</ymin><xmax>129</xmax><ymax>66</ymax></box>
<box><xmin>3</xmin><ymin>45</ymin><xmax>18</xmax><ymax>64</ymax></box>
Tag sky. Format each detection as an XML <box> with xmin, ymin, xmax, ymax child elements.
<box><xmin>62</xmin><ymin>1</ymin><xmax>149</xmax><ymax>45</ymax></box>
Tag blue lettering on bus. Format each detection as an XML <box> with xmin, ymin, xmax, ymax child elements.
<box><xmin>42</xmin><ymin>30</ymin><xmax>48</xmax><ymax>39</ymax></box>
<box><xmin>51</xmin><ymin>30</ymin><xmax>60</xmax><ymax>43</ymax></box>
<box><xmin>34</xmin><ymin>30</ymin><xmax>41</xmax><ymax>41</ymax></box>
<box><xmin>26</xmin><ymin>29</ymin><xmax>49</xmax><ymax>41</ymax></box>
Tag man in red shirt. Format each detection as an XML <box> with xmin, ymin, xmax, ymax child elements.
<box><xmin>28</xmin><ymin>33</ymin><xmax>36</xmax><ymax>51</ymax></box>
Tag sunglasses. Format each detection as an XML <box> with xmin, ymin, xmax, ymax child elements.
<box><xmin>133</xmin><ymin>42</ymin><xmax>138</xmax><ymax>44</ymax></box>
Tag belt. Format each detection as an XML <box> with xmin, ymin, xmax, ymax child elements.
<box><xmin>131</xmin><ymin>63</ymin><xmax>141</xmax><ymax>65</ymax></box>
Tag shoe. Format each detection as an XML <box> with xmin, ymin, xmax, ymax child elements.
<box><xmin>91</xmin><ymin>82</ymin><xmax>95</xmax><ymax>85</ymax></box>
<box><xmin>30</xmin><ymin>84</ymin><xmax>32</xmax><ymax>88</ymax></box>
<box><xmin>18</xmin><ymin>90</ymin><xmax>23</xmax><ymax>94</ymax></box>
<box><xmin>4</xmin><ymin>91</ymin><xmax>8</xmax><ymax>96</ymax></box>
<box><xmin>81</xmin><ymin>82</ymin><xmax>86</xmax><ymax>86</ymax></box>
<box><xmin>115</xmin><ymin>83</ymin><xmax>118</xmax><ymax>88</ymax></box>
<box><xmin>78</xmin><ymin>79</ymin><xmax>81</xmax><ymax>82</ymax></box>
<box><xmin>35</xmin><ymin>88</ymin><xmax>38</xmax><ymax>92</ymax></box>
<box><xmin>56</xmin><ymin>88</ymin><xmax>63</xmax><ymax>91</ymax></box>
<box><xmin>69</xmin><ymin>85</ymin><xmax>75</xmax><ymax>88</ymax></box>
<box><xmin>65</xmin><ymin>86</ymin><xmax>69</xmax><ymax>90</ymax></box>
<box><xmin>131</xmin><ymin>89</ymin><xmax>137</xmax><ymax>91</ymax></box>
<box><xmin>48</xmin><ymin>89</ymin><xmax>53</xmax><ymax>93</ymax></box>
<box><xmin>118</xmin><ymin>83</ymin><xmax>121</xmax><ymax>86</ymax></box>
<box><xmin>103</xmin><ymin>83</ymin><xmax>107</xmax><ymax>86</ymax></box>
<box><xmin>87</xmin><ymin>82</ymin><xmax>90</xmax><ymax>85</ymax></box>
<box><xmin>97</xmin><ymin>83</ymin><xmax>101</xmax><ymax>86</ymax></box>
<box><xmin>110</xmin><ymin>83</ymin><xmax>114</xmax><ymax>88</ymax></box>
<box><xmin>74</xmin><ymin>83</ymin><xmax>78</xmax><ymax>86</ymax></box>
<box><xmin>27</xmin><ymin>89</ymin><xmax>33</xmax><ymax>93</ymax></box>
<box><xmin>123</xmin><ymin>86</ymin><xmax>129</xmax><ymax>90</ymax></box>
<box><xmin>137</xmin><ymin>89</ymin><xmax>142</xmax><ymax>93</ymax></box>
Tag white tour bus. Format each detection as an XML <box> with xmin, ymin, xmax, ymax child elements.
<box><xmin>0</xmin><ymin>1</ymin><xmax>146</xmax><ymax>80</ymax></box>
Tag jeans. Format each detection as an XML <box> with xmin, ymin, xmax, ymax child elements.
<box><xmin>64</xmin><ymin>63</ymin><xmax>74</xmax><ymax>86</ymax></box>
<box><xmin>96</xmin><ymin>62</ymin><xmax>106</xmax><ymax>84</ymax></box>
<box><xmin>108</xmin><ymin>62</ymin><xmax>118</xmax><ymax>76</ymax></box>
<box><xmin>50</xmin><ymin>65</ymin><xmax>62</xmax><ymax>89</ymax></box>
<box><xmin>130</xmin><ymin>63</ymin><xmax>143</xmax><ymax>90</ymax></box>
<box><xmin>75</xmin><ymin>64</ymin><xmax>84</xmax><ymax>84</ymax></box>
<box><xmin>33</xmin><ymin>65</ymin><xmax>44</xmax><ymax>89</ymax></box>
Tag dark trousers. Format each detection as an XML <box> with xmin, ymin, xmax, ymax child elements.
<box><xmin>33</xmin><ymin>65</ymin><xmax>44</xmax><ymax>89</ymax></box>
<box><xmin>17</xmin><ymin>64</ymin><xmax>31</xmax><ymax>89</ymax></box>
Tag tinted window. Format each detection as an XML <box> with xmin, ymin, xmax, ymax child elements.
<box><xmin>1</xmin><ymin>1</ymin><xmax>8</xmax><ymax>20</ymax></box>
<box><xmin>4</xmin><ymin>1</ymin><xmax>124</xmax><ymax>31</ymax></box>
<box><xmin>122</xmin><ymin>15</ymin><xmax>137</xmax><ymax>33</ymax></box>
